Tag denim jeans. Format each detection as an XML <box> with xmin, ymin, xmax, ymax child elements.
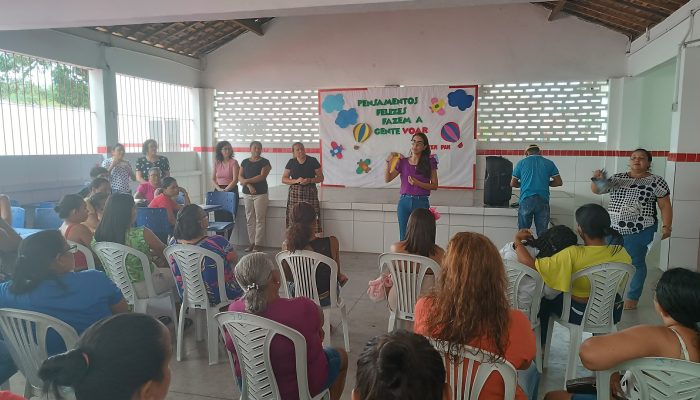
<box><xmin>623</xmin><ymin>224</ymin><xmax>657</xmax><ymax>301</ymax></box>
<box><xmin>518</xmin><ymin>195</ymin><xmax>550</xmax><ymax>236</ymax></box>
<box><xmin>397</xmin><ymin>195</ymin><xmax>430</xmax><ymax>241</ymax></box>
<box><xmin>518</xmin><ymin>363</ymin><xmax>540</xmax><ymax>400</ymax></box>
<box><xmin>538</xmin><ymin>293</ymin><xmax>623</xmax><ymax>344</ymax></box>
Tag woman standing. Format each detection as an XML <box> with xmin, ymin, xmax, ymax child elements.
<box><xmin>211</xmin><ymin>140</ymin><xmax>240</xmax><ymax>193</ymax></box>
<box><xmin>101</xmin><ymin>143</ymin><xmax>135</xmax><ymax>194</ymax></box>
<box><xmin>591</xmin><ymin>148</ymin><xmax>673</xmax><ymax>310</ymax></box>
<box><xmin>385</xmin><ymin>133</ymin><xmax>438</xmax><ymax>241</ymax></box>
<box><xmin>414</xmin><ymin>232</ymin><xmax>537</xmax><ymax>400</ymax></box>
<box><xmin>136</xmin><ymin>139</ymin><xmax>170</xmax><ymax>184</ymax></box>
<box><xmin>282</xmin><ymin>142</ymin><xmax>323</xmax><ymax>233</ymax></box>
<box><xmin>239</xmin><ymin>141</ymin><xmax>271</xmax><ymax>252</ymax></box>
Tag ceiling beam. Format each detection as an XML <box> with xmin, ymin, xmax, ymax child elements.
<box><xmin>141</xmin><ymin>22</ymin><xmax>181</xmax><ymax>41</ymax></box>
<box><xmin>564</xmin><ymin>8</ymin><xmax>639</xmax><ymax>38</ymax></box>
<box><xmin>548</xmin><ymin>0</ymin><xmax>567</xmax><ymax>21</ymax></box>
<box><xmin>232</xmin><ymin>18</ymin><xmax>265</xmax><ymax>36</ymax></box>
<box><xmin>589</xmin><ymin>0</ymin><xmax>664</xmax><ymax>24</ymax></box>
<box><xmin>566</xmin><ymin>2</ymin><xmax>650</xmax><ymax>31</ymax></box>
<box><xmin>190</xmin><ymin>28</ymin><xmax>245</xmax><ymax>56</ymax></box>
<box><xmin>617</xmin><ymin>0</ymin><xmax>669</xmax><ymax>19</ymax></box>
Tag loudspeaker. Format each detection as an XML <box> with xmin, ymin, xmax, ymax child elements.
<box><xmin>484</xmin><ymin>156</ymin><xmax>513</xmax><ymax>207</ymax></box>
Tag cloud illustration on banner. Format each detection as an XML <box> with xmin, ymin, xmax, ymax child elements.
<box><xmin>448</xmin><ymin>89</ymin><xmax>475</xmax><ymax>111</ymax></box>
<box><xmin>335</xmin><ymin>108</ymin><xmax>358</xmax><ymax>128</ymax></box>
<box><xmin>322</xmin><ymin>94</ymin><xmax>345</xmax><ymax>113</ymax></box>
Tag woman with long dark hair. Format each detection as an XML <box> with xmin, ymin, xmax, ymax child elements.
<box><xmin>515</xmin><ymin>203</ymin><xmax>632</xmax><ymax>342</ymax></box>
<box><xmin>282</xmin><ymin>142</ymin><xmax>324</xmax><ymax>233</ymax></box>
<box><xmin>93</xmin><ymin>193</ymin><xmax>173</xmax><ymax>297</ymax></box>
<box><xmin>149</xmin><ymin>177</ymin><xmax>190</xmax><ymax>227</ymax></box>
<box><xmin>136</xmin><ymin>139</ymin><xmax>170</xmax><ymax>184</ymax></box>
<box><xmin>211</xmin><ymin>140</ymin><xmax>240</xmax><ymax>193</ymax></box>
<box><xmin>283</xmin><ymin>202</ymin><xmax>348</xmax><ymax>305</ymax></box>
<box><xmin>591</xmin><ymin>148</ymin><xmax>673</xmax><ymax>310</ymax></box>
<box><xmin>0</xmin><ymin>230</ymin><xmax>127</xmax><ymax>383</ymax></box>
<box><xmin>385</xmin><ymin>133</ymin><xmax>438</xmax><ymax>241</ymax></box>
<box><xmin>414</xmin><ymin>232</ymin><xmax>537</xmax><ymax>400</ymax></box>
<box><xmin>40</xmin><ymin>313</ymin><xmax>172</xmax><ymax>400</ymax></box>
<box><xmin>56</xmin><ymin>194</ymin><xmax>94</xmax><ymax>271</ymax></box>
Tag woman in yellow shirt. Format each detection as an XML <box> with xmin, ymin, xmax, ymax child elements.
<box><xmin>515</xmin><ymin>203</ymin><xmax>632</xmax><ymax>343</ymax></box>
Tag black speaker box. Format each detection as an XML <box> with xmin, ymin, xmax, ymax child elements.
<box><xmin>484</xmin><ymin>156</ymin><xmax>513</xmax><ymax>207</ymax></box>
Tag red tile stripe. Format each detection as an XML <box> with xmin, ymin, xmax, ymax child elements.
<box><xmin>476</xmin><ymin>149</ymin><xmax>670</xmax><ymax>157</ymax></box>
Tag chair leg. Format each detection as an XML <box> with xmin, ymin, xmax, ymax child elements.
<box><xmin>565</xmin><ymin>326</ymin><xmax>583</xmax><ymax>383</ymax></box>
<box><xmin>543</xmin><ymin>317</ymin><xmax>555</xmax><ymax>370</ymax></box>
<box><xmin>534</xmin><ymin>324</ymin><xmax>543</xmax><ymax>373</ymax></box>
<box><xmin>206</xmin><ymin>308</ymin><xmax>219</xmax><ymax>365</ymax></box>
<box><xmin>323</xmin><ymin>308</ymin><xmax>331</xmax><ymax>348</ymax></box>
<box><xmin>176</xmin><ymin>303</ymin><xmax>186</xmax><ymax>362</ymax></box>
<box><xmin>387</xmin><ymin>311</ymin><xmax>396</xmax><ymax>333</ymax></box>
<box><xmin>134</xmin><ymin>300</ymin><xmax>148</xmax><ymax>314</ymax></box>
<box><xmin>23</xmin><ymin>381</ymin><xmax>31</xmax><ymax>399</ymax></box>
<box><xmin>0</xmin><ymin>380</ymin><xmax>8</xmax><ymax>391</ymax></box>
<box><xmin>195</xmin><ymin>309</ymin><xmax>204</xmax><ymax>342</ymax></box>
<box><xmin>340</xmin><ymin>304</ymin><xmax>350</xmax><ymax>352</ymax></box>
<box><xmin>169</xmin><ymin>292</ymin><xmax>178</xmax><ymax>330</ymax></box>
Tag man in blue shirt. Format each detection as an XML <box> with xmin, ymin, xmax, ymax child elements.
<box><xmin>511</xmin><ymin>144</ymin><xmax>563</xmax><ymax>235</ymax></box>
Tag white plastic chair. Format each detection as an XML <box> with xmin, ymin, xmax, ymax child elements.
<box><xmin>378</xmin><ymin>253</ymin><xmax>440</xmax><ymax>332</ymax></box>
<box><xmin>543</xmin><ymin>262</ymin><xmax>634</xmax><ymax>384</ymax></box>
<box><xmin>0</xmin><ymin>308</ymin><xmax>79</xmax><ymax>399</ymax></box>
<box><xmin>164</xmin><ymin>244</ymin><xmax>235</xmax><ymax>365</ymax></box>
<box><xmin>503</xmin><ymin>259</ymin><xmax>544</xmax><ymax>372</ymax></box>
<box><xmin>67</xmin><ymin>240</ymin><xmax>95</xmax><ymax>270</ymax></box>
<box><xmin>430</xmin><ymin>338</ymin><xmax>517</xmax><ymax>400</ymax></box>
<box><xmin>276</xmin><ymin>250</ymin><xmax>350</xmax><ymax>352</ymax></box>
<box><xmin>596</xmin><ymin>357</ymin><xmax>700</xmax><ymax>400</ymax></box>
<box><xmin>92</xmin><ymin>242</ymin><xmax>177</xmax><ymax>324</ymax></box>
<box><xmin>216</xmin><ymin>312</ymin><xmax>330</xmax><ymax>400</ymax></box>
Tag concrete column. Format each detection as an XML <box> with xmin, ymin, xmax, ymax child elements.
<box><xmin>88</xmin><ymin>67</ymin><xmax>118</xmax><ymax>154</ymax></box>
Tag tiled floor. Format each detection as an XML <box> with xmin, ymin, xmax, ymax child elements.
<box><xmin>7</xmin><ymin>247</ymin><xmax>662</xmax><ymax>400</ymax></box>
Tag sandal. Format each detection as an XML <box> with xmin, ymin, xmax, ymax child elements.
<box><xmin>623</xmin><ymin>300</ymin><xmax>638</xmax><ymax>310</ymax></box>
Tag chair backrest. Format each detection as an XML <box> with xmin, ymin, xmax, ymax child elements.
<box><xmin>430</xmin><ymin>339</ymin><xmax>517</xmax><ymax>400</ymax></box>
<box><xmin>93</xmin><ymin>241</ymin><xmax>156</xmax><ymax>301</ymax></box>
<box><xmin>562</xmin><ymin>263</ymin><xmax>634</xmax><ymax>334</ymax></box>
<box><xmin>9</xmin><ymin>199</ymin><xmax>19</xmax><ymax>207</ymax></box>
<box><xmin>164</xmin><ymin>244</ymin><xmax>229</xmax><ymax>307</ymax></box>
<box><xmin>596</xmin><ymin>357</ymin><xmax>700</xmax><ymax>400</ymax></box>
<box><xmin>503</xmin><ymin>259</ymin><xmax>545</xmax><ymax>324</ymax></box>
<box><xmin>216</xmin><ymin>312</ymin><xmax>326</xmax><ymax>400</ymax></box>
<box><xmin>0</xmin><ymin>308</ymin><xmax>79</xmax><ymax>390</ymax></box>
<box><xmin>206</xmin><ymin>191</ymin><xmax>238</xmax><ymax>217</ymax></box>
<box><xmin>135</xmin><ymin>207</ymin><xmax>172</xmax><ymax>243</ymax></box>
<box><xmin>275</xmin><ymin>250</ymin><xmax>338</xmax><ymax>307</ymax></box>
<box><xmin>10</xmin><ymin>207</ymin><xmax>25</xmax><ymax>228</ymax></box>
<box><xmin>378</xmin><ymin>252</ymin><xmax>440</xmax><ymax>321</ymax></box>
<box><xmin>67</xmin><ymin>240</ymin><xmax>95</xmax><ymax>270</ymax></box>
<box><xmin>175</xmin><ymin>193</ymin><xmax>185</xmax><ymax>205</ymax></box>
<box><xmin>33</xmin><ymin>208</ymin><xmax>62</xmax><ymax>229</ymax></box>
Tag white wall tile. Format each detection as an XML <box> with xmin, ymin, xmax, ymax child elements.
<box><xmin>450</xmin><ymin>214</ymin><xmax>484</xmax><ymax>227</ymax></box>
<box><xmin>436</xmin><ymin>225</ymin><xmax>450</xmax><ymax>249</ymax></box>
<box><xmin>383</xmin><ymin>223</ymin><xmax>400</xmax><ymax>251</ymax></box>
<box><xmin>670</xmin><ymin>200</ymin><xmax>700</xmax><ymax>239</ymax></box>
<box><xmin>483</xmin><ymin>226</ymin><xmax>518</xmax><ymax>247</ymax></box>
<box><xmin>575</xmin><ymin>157</ymin><xmax>605</xmax><ymax>182</ymax></box>
<box><xmin>483</xmin><ymin>215</ymin><xmax>518</xmax><ymax>228</ymax></box>
<box><xmin>667</xmin><ymin>238</ymin><xmax>699</xmax><ymax>271</ymax></box>
<box><xmin>323</xmin><ymin>219</ymin><xmax>353</xmax><ymax>251</ymax></box>
<box><xmin>264</xmin><ymin>217</ymin><xmax>286</xmax><ymax>248</ymax></box>
<box><xmin>671</xmin><ymin>162</ymin><xmax>700</xmax><ymax>201</ymax></box>
<box><xmin>353</xmin><ymin>210</ymin><xmax>384</xmax><ymax>222</ymax></box>
<box><xmin>449</xmin><ymin>225</ymin><xmax>483</xmax><ymax>238</ymax></box>
<box><xmin>353</xmin><ymin>221</ymin><xmax>384</xmax><ymax>253</ymax></box>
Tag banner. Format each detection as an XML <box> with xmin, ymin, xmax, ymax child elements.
<box><xmin>319</xmin><ymin>85</ymin><xmax>477</xmax><ymax>189</ymax></box>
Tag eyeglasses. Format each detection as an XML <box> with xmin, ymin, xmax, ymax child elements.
<box><xmin>62</xmin><ymin>244</ymin><xmax>78</xmax><ymax>255</ymax></box>
<box><xmin>411</xmin><ymin>140</ymin><xmax>425</xmax><ymax>146</ymax></box>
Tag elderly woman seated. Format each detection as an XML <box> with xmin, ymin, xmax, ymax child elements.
<box><xmin>225</xmin><ymin>253</ymin><xmax>348</xmax><ymax>400</ymax></box>
<box><xmin>135</xmin><ymin>167</ymin><xmax>162</xmax><ymax>205</ymax></box>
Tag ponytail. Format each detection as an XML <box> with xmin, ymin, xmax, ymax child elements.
<box><xmin>603</xmin><ymin>226</ymin><xmax>624</xmax><ymax>255</ymax></box>
<box><xmin>234</xmin><ymin>253</ymin><xmax>277</xmax><ymax>314</ymax></box>
<box><xmin>10</xmin><ymin>231</ymin><xmax>65</xmax><ymax>295</ymax></box>
<box><xmin>40</xmin><ymin>349</ymin><xmax>89</xmax><ymax>398</ymax></box>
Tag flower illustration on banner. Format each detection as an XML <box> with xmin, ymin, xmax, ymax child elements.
<box><xmin>441</xmin><ymin>122</ymin><xmax>463</xmax><ymax>149</ymax></box>
<box><xmin>356</xmin><ymin>159</ymin><xmax>372</xmax><ymax>174</ymax></box>
<box><xmin>335</xmin><ymin>108</ymin><xmax>358</xmax><ymax>128</ymax></box>
<box><xmin>447</xmin><ymin>89</ymin><xmax>475</xmax><ymax>111</ymax></box>
<box><xmin>322</xmin><ymin>93</ymin><xmax>345</xmax><ymax>113</ymax></box>
<box><xmin>430</xmin><ymin>97</ymin><xmax>446</xmax><ymax>115</ymax></box>
<box><xmin>329</xmin><ymin>141</ymin><xmax>344</xmax><ymax>159</ymax></box>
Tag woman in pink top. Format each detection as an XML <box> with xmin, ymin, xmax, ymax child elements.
<box><xmin>385</xmin><ymin>133</ymin><xmax>439</xmax><ymax>241</ymax></box>
<box><xmin>212</xmin><ymin>141</ymin><xmax>240</xmax><ymax>193</ymax></box>
<box><xmin>225</xmin><ymin>253</ymin><xmax>348</xmax><ymax>400</ymax></box>
<box><xmin>135</xmin><ymin>167</ymin><xmax>162</xmax><ymax>204</ymax></box>
<box><xmin>149</xmin><ymin>177</ymin><xmax>190</xmax><ymax>227</ymax></box>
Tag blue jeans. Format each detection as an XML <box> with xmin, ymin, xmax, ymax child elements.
<box><xmin>518</xmin><ymin>195</ymin><xmax>550</xmax><ymax>236</ymax></box>
<box><xmin>397</xmin><ymin>195</ymin><xmax>430</xmax><ymax>241</ymax></box>
<box><xmin>518</xmin><ymin>363</ymin><xmax>540</xmax><ymax>400</ymax></box>
<box><xmin>0</xmin><ymin>339</ymin><xmax>17</xmax><ymax>383</ymax></box>
<box><xmin>623</xmin><ymin>224</ymin><xmax>657</xmax><ymax>301</ymax></box>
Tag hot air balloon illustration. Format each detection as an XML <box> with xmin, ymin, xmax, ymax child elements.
<box><xmin>352</xmin><ymin>123</ymin><xmax>372</xmax><ymax>149</ymax></box>
<box><xmin>441</xmin><ymin>122</ymin><xmax>463</xmax><ymax>149</ymax></box>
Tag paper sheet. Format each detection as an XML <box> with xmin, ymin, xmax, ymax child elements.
<box><xmin>647</xmin><ymin>232</ymin><xmax>662</xmax><ymax>254</ymax></box>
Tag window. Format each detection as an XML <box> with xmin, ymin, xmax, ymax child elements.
<box><xmin>116</xmin><ymin>74</ymin><xmax>194</xmax><ymax>152</ymax></box>
<box><xmin>214</xmin><ymin>89</ymin><xmax>319</xmax><ymax>143</ymax></box>
<box><xmin>478</xmin><ymin>81</ymin><xmax>609</xmax><ymax>142</ymax></box>
<box><xmin>0</xmin><ymin>49</ymin><xmax>93</xmax><ymax>155</ymax></box>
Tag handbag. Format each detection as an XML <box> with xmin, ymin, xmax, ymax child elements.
<box><xmin>566</xmin><ymin>377</ymin><xmax>597</xmax><ymax>395</ymax></box>
<box><xmin>367</xmin><ymin>273</ymin><xmax>393</xmax><ymax>302</ymax></box>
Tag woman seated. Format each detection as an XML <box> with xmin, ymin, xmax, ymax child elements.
<box><xmin>40</xmin><ymin>313</ymin><xmax>172</xmax><ymax>400</ymax></box>
<box><xmin>83</xmin><ymin>192</ymin><xmax>109</xmax><ymax>233</ymax></box>
<box><xmin>56</xmin><ymin>194</ymin><xmax>95</xmax><ymax>271</ymax></box>
<box><xmin>414</xmin><ymin>232</ymin><xmax>537</xmax><ymax>400</ymax></box>
<box><xmin>94</xmin><ymin>193</ymin><xmax>174</xmax><ymax>297</ymax></box>
<box><xmin>0</xmin><ymin>195</ymin><xmax>12</xmax><ymax>226</ymax></box>
<box><xmin>85</xmin><ymin>177</ymin><xmax>111</xmax><ymax>198</ymax></box>
<box><xmin>515</xmin><ymin>203</ymin><xmax>632</xmax><ymax>343</ymax></box>
<box><xmin>0</xmin><ymin>230</ymin><xmax>128</xmax><ymax>384</ymax></box>
<box><xmin>387</xmin><ymin>208</ymin><xmax>444</xmax><ymax>312</ymax></box>
<box><xmin>283</xmin><ymin>202</ymin><xmax>348</xmax><ymax>306</ymax></box>
<box><xmin>0</xmin><ymin>196</ymin><xmax>20</xmax><ymax>281</ymax></box>
<box><xmin>545</xmin><ymin>267</ymin><xmax>700</xmax><ymax>400</ymax></box>
<box><xmin>135</xmin><ymin>167</ymin><xmax>162</xmax><ymax>205</ymax></box>
<box><xmin>225</xmin><ymin>253</ymin><xmax>348</xmax><ymax>400</ymax></box>
<box><xmin>353</xmin><ymin>330</ymin><xmax>449</xmax><ymax>400</ymax></box>
<box><xmin>149</xmin><ymin>177</ymin><xmax>190</xmax><ymax>227</ymax></box>
<box><xmin>501</xmin><ymin>225</ymin><xmax>578</xmax><ymax>311</ymax></box>
<box><xmin>168</xmin><ymin>204</ymin><xmax>242</xmax><ymax>305</ymax></box>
